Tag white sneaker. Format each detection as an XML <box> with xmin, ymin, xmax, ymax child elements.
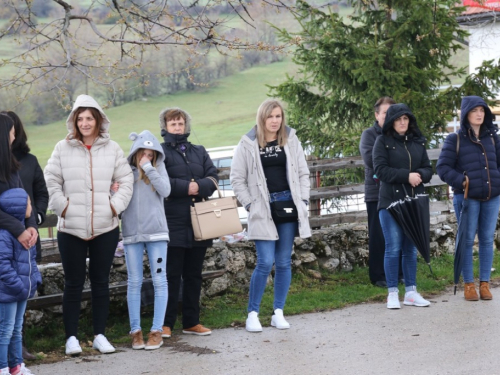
<box><xmin>18</xmin><ymin>364</ymin><xmax>35</xmax><ymax>375</ymax></box>
<box><xmin>387</xmin><ymin>291</ymin><xmax>401</xmax><ymax>309</ymax></box>
<box><xmin>65</xmin><ymin>336</ymin><xmax>82</xmax><ymax>355</ymax></box>
<box><xmin>246</xmin><ymin>311</ymin><xmax>263</xmax><ymax>332</ymax></box>
<box><xmin>0</xmin><ymin>368</ymin><xmax>10</xmax><ymax>375</ymax></box>
<box><xmin>92</xmin><ymin>334</ymin><xmax>116</xmax><ymax>354</ymax></box>
<box><xmin>271</xmin><ymin>309</ymin><xmax>290</xmax><ymax>329</ymax></box>
<box><xmin>404</xmin><ymin>291</ymin><xmax>430</xmax><ymax>307</ymax></box>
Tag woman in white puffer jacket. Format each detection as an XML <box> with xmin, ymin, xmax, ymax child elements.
<box><xmin>44</xmin><ymin>94</ymin><xmax>133</xmax><ymax>356</ymax></box>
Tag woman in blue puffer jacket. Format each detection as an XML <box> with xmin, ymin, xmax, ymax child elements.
<box><xmin>437</xmin><ymin>95</ymin><xmax>500</xmax><ymax>301</ymax></box>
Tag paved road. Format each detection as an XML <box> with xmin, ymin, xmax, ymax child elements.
<box><xmin>32</xmin><ymin>286</ymin><xmax>500</xmax><ymax>375</ymax></box>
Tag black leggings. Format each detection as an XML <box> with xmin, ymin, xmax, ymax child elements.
<box><xmin>57</xmin><ymin>227</ymin><xmax>119</xmax><ymax>338</ymax></box>
<box><xmin>164</xmin><ymin>246</ymin><xmax>207</xmax><ymax>329</ymax></box>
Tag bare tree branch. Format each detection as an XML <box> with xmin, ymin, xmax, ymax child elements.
<box><xmin>0</xmin><ymin>0</ymin><xmax>296</xmax><ymax>103</ymax></box>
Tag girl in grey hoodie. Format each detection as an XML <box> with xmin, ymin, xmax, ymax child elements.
<box><xmin>120</xmin><ymin>130</ymin><xmax>171</xmax><ymax>350</ymax></box>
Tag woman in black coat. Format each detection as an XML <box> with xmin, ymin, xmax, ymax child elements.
<box><xmin>373</xmin><ymin>103</ymin><xmax>432</xmax><ymax>310</ymax></box>
<box><xmin>3</xmin><ymin>112</ymin><xmax>48</xmax><ymax>262</ymax></box>
<box><xmin>159</xmin><ymin>107</ymin><xmax>218</xmax><ymax>337</ymax></box>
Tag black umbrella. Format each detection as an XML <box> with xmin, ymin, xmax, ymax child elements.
<box><xmin>453</xmin><ymin>176</ymin><xmax>470</xmax><ymax>295</ymax></box>
<box><xmin>387</xmin><ymin>185</ymin><xmax>433</xmax><ymax>274</ymax></box>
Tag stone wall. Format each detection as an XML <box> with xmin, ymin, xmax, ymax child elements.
<box><xmin>28</xmin><ymin>212</ymin><xmax>493</xmax><ymax>326</ymax></box>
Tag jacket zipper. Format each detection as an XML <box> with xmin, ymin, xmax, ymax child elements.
<box><xmin>27</xmin><ymin>247</ymin><xmax>32</xmax><ymax>298</ymax></box>
<box><xmin>404</xmin><ymin>138</ymin><xmax>414</xmax><ymax>197</ymax></box>
<box><xmin>86</xmin><ymin>144</ymin><xmax>95</xmax><ymax>237</ymax></box>
<box><xmin>469</xmin><ymin>129</ymin><xmax>492</xmax><ymax>200</ymax></box>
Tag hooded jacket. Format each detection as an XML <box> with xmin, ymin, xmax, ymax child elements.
<box><xmin>359</xmin><ymin>121</ymin><xmax>383</xmax><ymax>202</ymax></box>
<box><xmin>0</xmin><ymin>188</ymin><xmax>42</xmax><ymax>303</ymax></box>
<box><xmin>44</xmin><ymin>95</ymin><xmax>134</xmax><ymax>240</ymax></box>
<box><xmin>121</xmin><ymin>130</ymin><xmax>171</xmax><ymax>244</ymax></box>
<box><xmin>159</xmin><ymin>107</ymin><xmax>218</xmax><ymax>248</ymax></box>
<box><xmin>13</xmin><ymin>150</ymin><xmax>48</xmax><ymax>227</ymax></box>
<box><xmin>230</xmin><ymin>126</ymin><xmax>311</xmax><ymax>240</ymax></box>
<box><xmin>0</xmin><ymin>173</ymin><xmax>37</xmax><ymax>239</ymax></box>
<box><xmin>373</xmin><ymin>104</ymin><xmax>433</xmax><ymax>211</ymax></box>
<box><xmin>437</xmin><ymin>96</ymin><xmax>500</xmax><ymax>200</ymax></box>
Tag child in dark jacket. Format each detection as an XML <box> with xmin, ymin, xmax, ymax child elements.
<box><xmin>0</xmin><ymin>188</ymin><xmax>42</xmax><ymax>375</ymax></box>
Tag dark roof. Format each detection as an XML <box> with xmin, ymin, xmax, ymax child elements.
<box><xmin>457</xmin><ymin>0</ymin><xmax>500</xmax><ymax>25</ymax></box>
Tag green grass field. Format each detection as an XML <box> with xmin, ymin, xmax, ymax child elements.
<box><xmin>26</xmin><ymin>59</ymin><xmax>298</xmax><ymax>169</ymax></box>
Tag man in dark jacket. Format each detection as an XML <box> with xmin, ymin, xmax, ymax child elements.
<box><xmin>359</xmin><ymin>97</ymin><xmax>395</xmax><ymax>287</ymax></box>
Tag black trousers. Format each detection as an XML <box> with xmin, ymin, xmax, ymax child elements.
<box><xmin>57</xmin><ymin>227</ymin><xmax>119</xmax><ymax>338</ymax></box>
<box><xmin>367</xmin><ymin>201</ymin><xmax>387</xmax><ymax>284</ymax></box>
<box><xmin>164</xmin><ymin>246</ymin><xmax>207</xmax><ymax>329</ymax></box>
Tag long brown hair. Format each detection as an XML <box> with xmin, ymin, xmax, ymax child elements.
<box><xmin>72</xmin><ymin>107</ymin><xmax>103</xmax><ymax>142</ymax></box>
<box><xmin>0</xmin><ymin>114</ymin><xmax>19</xmax><ymax>183</ymax></box>
<box><xmin>132</xmin><ymin>148</ymin><xmax>158</xmax><ymax>191</ymax></box>
<box><xmin>256</xmin><ymin>98</ymin><xmax>288</xmax><ymax>148</ymax></box>
<box><xmin>1</xmin><ymin>111</ymin><xmax>30</xmax><ymax>154</ymax></box>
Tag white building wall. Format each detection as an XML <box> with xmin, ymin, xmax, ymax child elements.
<box><xmin>468</xmin><ymin>21</ymin><xmax>500</xmax><ymax>74</ymax></box>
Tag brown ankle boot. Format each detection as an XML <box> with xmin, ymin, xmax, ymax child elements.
<box><xmin>130</xmin><ymin>330</ymin><xmax>145</xmax><ymax>350</ymax></box>
<box><xmin>464</xmin><ymin>282</ymin><xmax>479</xmax><ymax>301</ymax></box>
<box><xmin>480</xmin><ymin>281</ymin><xmax>493</xmax><ymax>300</ymax></box>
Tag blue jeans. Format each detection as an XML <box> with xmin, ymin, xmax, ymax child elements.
<box><xmin>379</xmin><ymin>209</ymin><xmax>417</xmax><ymax>291</ymax></box>
<box><xmin>248</xmin><ymin>190</ymin><xmax>298</xmax><ymax>313</ymax></box>
<box><xmin>453</xmin><ymin>194</ymin><xmax>500</xmax><ymax>283</ymax></box>
<box><xmin>0</xmin><ymin>300</ymin><xmax>26</xmax><ymax>369</ymax></box>
<box><xmin>124</xmin><ymin>241</ymin><xmax>168</xmax><ymax>332</ymax></box>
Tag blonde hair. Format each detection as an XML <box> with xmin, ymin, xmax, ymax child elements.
<box><xmin>132</xmin><ymin>149</ymin><xmax>158</xmax><ymax>191</ymax></box>
<box><xmin>256</xmin><ymin>98</ymin><xmax>288</xmax><ymax>148</ymax></box>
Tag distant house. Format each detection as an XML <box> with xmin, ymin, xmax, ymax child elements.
<box><xmin>457</xmin><ymin>0</ymin><xmax>500</xmax><ymax>74</ymax></box>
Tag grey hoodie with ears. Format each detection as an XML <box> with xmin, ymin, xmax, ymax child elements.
<box><xmin>121</xmin><ymin>130</ymin><xmax>171</xmax><ymax>245</ymax></box>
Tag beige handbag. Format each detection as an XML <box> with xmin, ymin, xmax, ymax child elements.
<box><xmin>191</xmin><ymin>177</ymin><xmax>243</xmax><ymax>241</ymax></box>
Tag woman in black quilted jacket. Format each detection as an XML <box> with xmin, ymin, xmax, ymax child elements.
<box><xmin>437</xmin><ymin>96</ymin><xmax>500</xmax><ymax>301</ymax></box>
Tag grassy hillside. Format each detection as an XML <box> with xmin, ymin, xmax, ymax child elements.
<box><xmin>27</xmin><ymin>59</ymin><xmax>298</xmax><ymax>168</ymax></box>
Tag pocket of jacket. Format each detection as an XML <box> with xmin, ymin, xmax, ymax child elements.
<box><xmin>61</xmin><ymin>198</ymin><xmax>69</xmax><ymax>218</ymax></box>
<box><xmin>109</xmin><ymin>199</ymin><xmax>118</xmax><ymax>217</ymax></box>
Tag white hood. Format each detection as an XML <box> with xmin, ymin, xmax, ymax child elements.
<box><xmin>65</xmin><ymin>95</ymin><xmax>111</xmax><ymax>134</ymax></box>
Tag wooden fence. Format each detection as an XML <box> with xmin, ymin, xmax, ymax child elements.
<box><xmin>217</xmin><ymin>147</ymin><xmax>450</xmax><ymax>228</ymax></box>
<box><xmin>40</xmin><ymin>148</ymin><xmax>450</xmax><ymax>233</ymax></box>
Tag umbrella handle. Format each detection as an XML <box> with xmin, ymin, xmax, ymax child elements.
<box><xmin>463</xmin><ymin>175</ymin><xmax>469</xmax><ymax>199</ymax></box>
<box><xmin>401</xmin><ymin>184</ymin><xmax>411</xmax><ymax>197</ymax></box>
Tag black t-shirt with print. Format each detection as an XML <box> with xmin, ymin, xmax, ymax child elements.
<box><xmin>260</xmin><ymin>140</ymin><xmax>290</xmax><ymax>193</ymax></box>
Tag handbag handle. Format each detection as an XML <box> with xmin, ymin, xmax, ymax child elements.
<box><xmin>207</xmin><ymin>176</ymin><xmax>222</xmax><ymax>199</ymax></box>
<box><xmin>463</xmin><ymin>175</ymin><xmax>469</xmax><ymax>200</ymax></box>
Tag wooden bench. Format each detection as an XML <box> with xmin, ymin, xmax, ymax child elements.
<box><xmin>27</xmin><ymin>270</ymin><xmax>226</xmax><ymax>310</ymax></box>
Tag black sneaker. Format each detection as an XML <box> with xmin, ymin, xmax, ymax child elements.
<box><xmin>374</xmin><ymin>280</ymin><xmax>387</xmax><ymax>288</ymax></box>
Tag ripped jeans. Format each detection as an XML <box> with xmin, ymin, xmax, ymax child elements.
<box><xmin>124</xmin><ymin>241</ymin><xmax>168</xmax><ymax>332</ymax></box>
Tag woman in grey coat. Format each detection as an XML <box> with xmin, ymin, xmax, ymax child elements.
<box><xmin>231</xmin><ymin>98</ymin><xmax>311</xmax><ymax>333</ymax></box>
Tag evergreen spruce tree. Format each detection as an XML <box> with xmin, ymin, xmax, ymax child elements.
<box><xmin>271</xmin><ymin>0</ymin><xmax>500</xmax><ymax>156</ymax></box>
